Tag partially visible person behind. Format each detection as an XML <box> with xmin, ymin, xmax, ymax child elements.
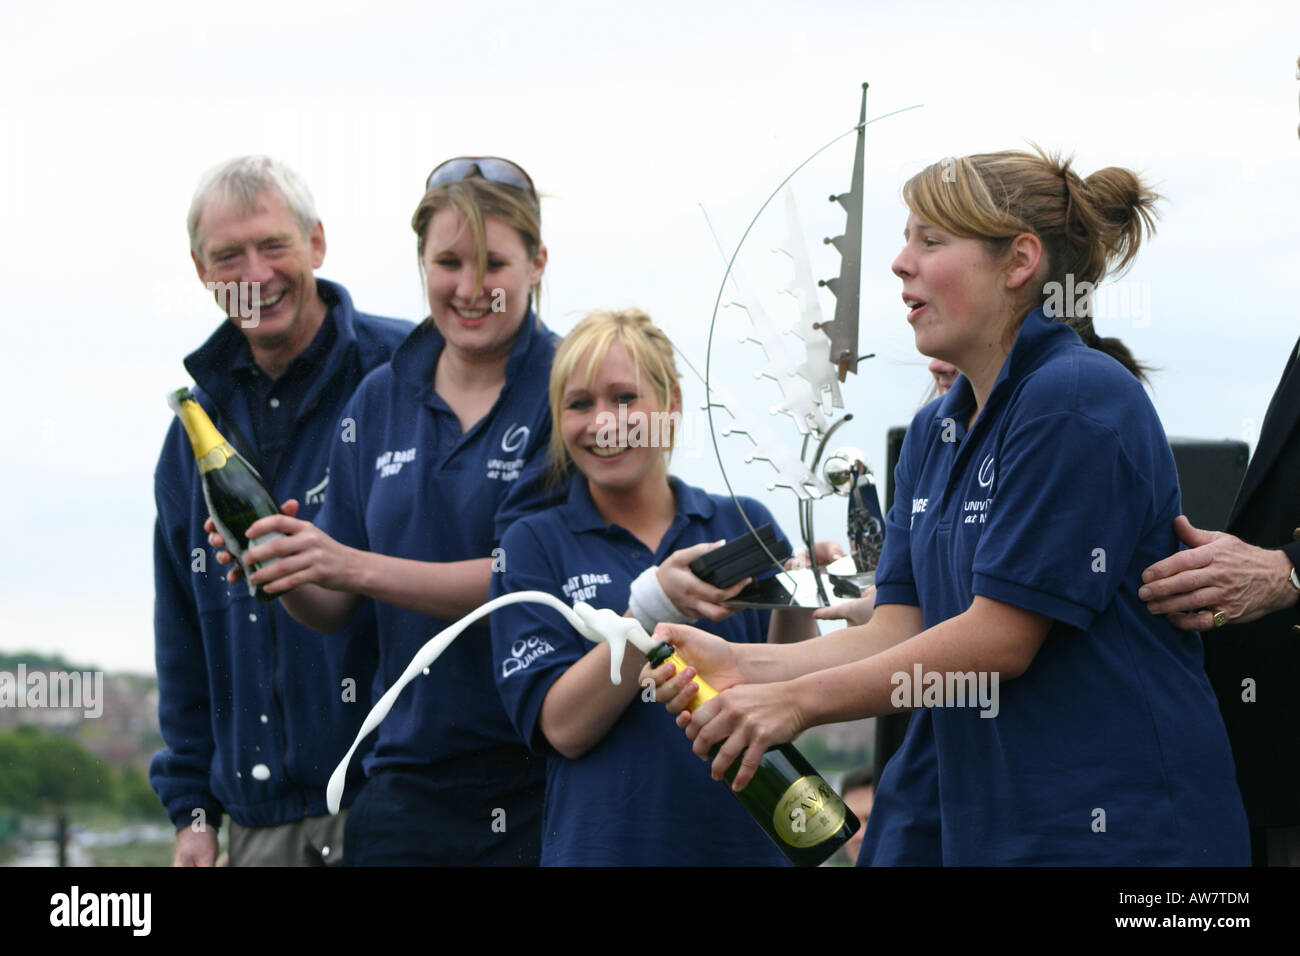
<box><xmin>924</xmin><ymin>357</ymin><xmax>959</xmax><ymax>401</ymax></box>
<box><xmin>815</xmin><ymin>358</ymin><xmax>960</xmax><ymax>631</ymax></box>
<box><xmin>838</xmin><ymin>765</ymin><xmax>875</xmax><ymax>865</ymax></box>
<box><xmin>489</xmin><ymin>307</ymin><xmax>816</xmax><ymax>866</ymax></box>
<box><xmin>1138</xmin><ymin>55</ymin><xmax>1300</xmax><ymax>865</ymax></box>
<box><xmin>151</xmin><ymin>156</ymin><xmax>411</xmax><ymax>866</ymax></box>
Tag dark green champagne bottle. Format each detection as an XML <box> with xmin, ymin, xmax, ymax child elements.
<box><xmin>646</xmin><ymin>641</ymin><xmax>859</xmax><ymax>866</ymax></box>
<box><xmin>169</xmin><ymin>388</ymin><xmax>284</xmax><ymax>602</ymax></box>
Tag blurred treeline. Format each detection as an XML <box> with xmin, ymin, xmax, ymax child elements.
<box><xmin>0</xmin><ymin>726</ymin><xmax>161</xmax><ymax>816</ymax></box>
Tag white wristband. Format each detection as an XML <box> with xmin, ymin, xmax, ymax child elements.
<box><xmin>627</xmin><ymin>566</ymin><xmax>692</xmax><ymax>634</ymax></box>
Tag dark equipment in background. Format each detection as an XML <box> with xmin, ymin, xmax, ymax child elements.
<box><xmin>1167</xmin><ymin>437</ymin><xmax>1251</xmax><ymax>532</ymax></box>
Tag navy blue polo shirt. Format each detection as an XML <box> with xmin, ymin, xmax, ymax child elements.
<box><xmin>231</xmin><ymin>294</ymin><xmax>338</xmax><ymax>481</ymax></box>
<box><xmin>855</xmin><ymin>710</ymin><xmax>940</xmax><ymax>865</ymax></box>
<box><xmin>317</xmin><ymin>314</ymin><xmax>558</xmax><ymax>771</ymax></box>
<box><xmin>489</xmin><ymin>476</ymin><xmax>792</xmax><ymax>866</ymax></box>
<box><xmin>868</xmin><ymin>308</ymin><xmax>1249</xmax><ymax>865</ymax></box>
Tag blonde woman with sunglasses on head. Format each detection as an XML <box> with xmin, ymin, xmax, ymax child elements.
<box><xmin>209</xmin><ymin>157</ymin><xmax>557</xmax><ymax>865</ymax></box>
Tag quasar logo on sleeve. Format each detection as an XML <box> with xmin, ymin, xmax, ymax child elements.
<box><xmin>501</xmin><ymin>635</ymin><xmax>556</xmax><ymax>678</ymax></box>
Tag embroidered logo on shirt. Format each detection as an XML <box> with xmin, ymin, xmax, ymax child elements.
<box><xmin>962</xmin><ymin>456</ymin><xmax>996</xmax><ymax>524</ymax></box>
<box><xmin>305</xmin><ymin>471</ymin><xmax>329</xmax><ymax>505</ymax></box>
<box><xmin>501</xmin><ymin>424</ymin><xmax>530</xmax><ymax>453</ymax></box>
<box><xmin>488</xmin><ymin>425</ymin><xmax>530</xmax><ymax>478</ymax></box>
<box><xmin>375</xmin><ymin>448</ymin><xmax>416</xmax><ymax>478</ymax></box>
<box><xmin>485</xmin><ymin>457</ymin><xmax>524</xmax><ymax>481</ymax></box>
<box><xmin>562</xmin><ymin>572</ymin><xmax>612</xmax><ymax>604</ymax></box>
<box><xmin>962</xmin><ymin>498</ymin><xmax>991</xmax><ymax>525</ymax></box>
<box><xmin>500</xmin><ymin>635</ymin><xmax>557</xmax><ymax>679</ymax></box>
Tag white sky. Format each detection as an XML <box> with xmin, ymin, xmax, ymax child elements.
<box><xmin>1</xmin><ymin>0</ymin><xmax>1296</xmax><ymax>673</ymax></box>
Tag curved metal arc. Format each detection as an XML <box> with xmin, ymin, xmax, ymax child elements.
<box><xmin>703</xmin><ymin>102</ymin><xmax>924</xmax><ymax>593</ymax></box>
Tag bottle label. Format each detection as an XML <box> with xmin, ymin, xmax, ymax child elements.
<box><xmin>773</xmin><ymin>775</ymin><xmax>846</xmax><ymax>848</ymax></box>
<box><xmin>242</xmin><ymin>531</ymin><xmax>285</xmax><ymax>599</ymax></box>
<box><xmin>244</xmin><ymin>531</ymin><xmax>284</xmax><ymax>574</ymax></box>
<box><xmin>196</xmin><ymin>443</ymin><xmax>232</xmax><ymax>474</ymax></box>
<box><xmin>248</xmin><ymin>530</ymin><xmax>285</xmax><ymax>561</ymax></box>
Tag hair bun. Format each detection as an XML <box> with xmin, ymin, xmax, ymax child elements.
<box><xmin>1081</xmin><ymin>166</ymin><xmax>1160</xmax><ymax>278</ymax></box>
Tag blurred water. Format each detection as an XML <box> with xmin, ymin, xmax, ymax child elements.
<box><xmin>4</xmin><ymin>823</ymin><xmax>172</xmax><ymax>867</ymax></box>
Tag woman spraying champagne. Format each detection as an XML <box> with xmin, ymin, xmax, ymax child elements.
<box><xmin>648</xmin><ymin>150</ymin><xmax>1250</xmax><ymax>866</ymax></box>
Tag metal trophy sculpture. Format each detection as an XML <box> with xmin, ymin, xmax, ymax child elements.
<box><xmin>701</xmin><ymin>84</ymin><xmax>920</xmax><ymax>609</ymax></box>
<box><xmin>822</xmin><ymin>447</ymin><xmax>885</xmax><ymax>597</ymax></box>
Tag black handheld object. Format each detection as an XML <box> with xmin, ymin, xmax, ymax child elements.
<box><xmin>689</xmin><ymin>524</ymin><xmax>792</xmax><ymax>589</ymax></box>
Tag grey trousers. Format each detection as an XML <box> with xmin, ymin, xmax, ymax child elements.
<box><xmin>228</xmin><ymin>810</ymin><xmax>349</xmax><ymax>867</ymax></box>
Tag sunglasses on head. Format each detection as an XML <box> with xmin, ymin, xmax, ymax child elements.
<box><xmin>425</xmin><ymin>156</ymin><xmax>537</xmax><ymax>198</ymax></box>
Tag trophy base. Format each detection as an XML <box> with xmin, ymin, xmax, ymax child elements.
<box><xmin>723</xmin><ymin>561</ymin><xmax>876</xmax><ymax>610</ymax></box>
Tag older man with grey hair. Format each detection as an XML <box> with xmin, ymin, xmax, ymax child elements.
<box><xmin>150</xmin><ymin>156</ymin><xmax>411</xmax><ymax>865</ymax></box>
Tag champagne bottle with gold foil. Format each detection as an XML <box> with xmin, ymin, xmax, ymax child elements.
<box><xmin>168</xmin><ymin>388</ymin><xmax>284</xmax><ymax>602</ymax></box>
<box><xmin>646</xmin><ymin>641</ymin><xmax>859</xmax><ymax>867</ymax></box>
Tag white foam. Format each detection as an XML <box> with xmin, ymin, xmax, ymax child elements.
<box><xmin>325</xmin><ymin>591</ymin><xmax>653</xmax><ymax>814</ymax></box>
